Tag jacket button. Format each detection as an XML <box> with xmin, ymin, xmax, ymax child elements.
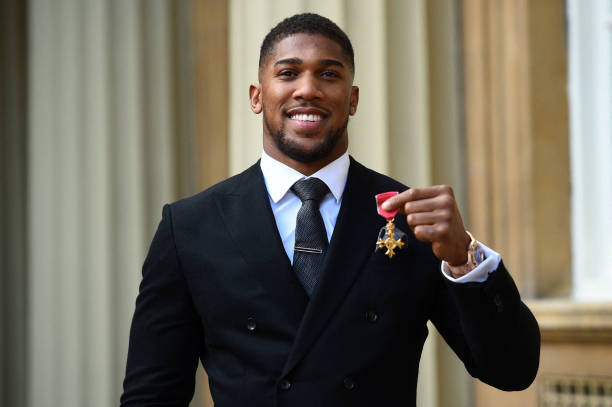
<box><xmin>366</xmin><ymin>311</ymin><xmax>379</xmax><ymax>323</ymax></box>
<box><xmin>493</xmin><ymin>295</ymin><xmax>503</xmax><ymax>312</ymax></box>
<box><xmin>246</xmin><ymin>316</ymin><xmax>257</xmax><ymax>331</ymax></box>
<box><xmin>343</xmin><ymin>377</ymin><xmax>356</xmax><ymax>390</ymax></box>
<box><xmin>278</xmin><ymin>379</ymin><xmax>292</xmax><ymax>391</ymax></box>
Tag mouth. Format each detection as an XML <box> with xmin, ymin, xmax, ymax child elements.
<box><xmin>288</xmin><ymin>113</ymin><xmax>324</xmax><ymax>122</ymax></box>
<box><xmin>285</xmin><ymin>107</ymin><xmax>329</xmax><ymax>130</ymax></box>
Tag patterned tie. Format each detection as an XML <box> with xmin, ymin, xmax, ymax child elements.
<box><xmin>291</xmin><ymin>177</ymin><xmax>330</xmax><ymax>296</ymax></box>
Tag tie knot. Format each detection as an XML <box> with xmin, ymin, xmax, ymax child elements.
<box><xmin>291</xmin><ymin>177</ymin><xmax>330</xmax><ymax>203</ymax></box>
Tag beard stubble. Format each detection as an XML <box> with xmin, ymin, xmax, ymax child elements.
<box><xmin>263</xmin><ymin>113</ymin><xmax>349</xmax><ymax>163</ymax></box>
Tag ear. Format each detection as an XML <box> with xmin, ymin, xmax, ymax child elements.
<box><xmin>349</xmin><ymin>85</ymin><xmax>359</xmax><ymax>115</ymax></box>
<box><xmin>249</xmin><ymin>84</ymin><xmax>262</xmax><ymax>114</ymax></box>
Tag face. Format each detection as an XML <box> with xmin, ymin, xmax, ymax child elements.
<box><xmin>250</xmin><ymin>33</ymin><xmax>359</xmax><ymax>173</ymax></box>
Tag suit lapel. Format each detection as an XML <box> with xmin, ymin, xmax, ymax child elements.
<box><xmin>281</xmin><ymin>158</ymin><xmax>385</xmax><ymax>376</ymax></box>
<box><xmin>213</xmin><ymin>162</ymin><xmax>309</xmax><ymax>307</ymax></box>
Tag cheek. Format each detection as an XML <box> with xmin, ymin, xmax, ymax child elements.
<box><xmin>262</xmin><ymin>85</ymin><xmax>290</xmax><ymax>105</ymax></box>
<box><xmin>330</xmin><ymin>90</ymin><xmax>352</xmax><ymax>107</ymax></box>
<box><xmin>332</xmin><ymin>98</ymin><xmax>352</xmax><ymax>116</ymax></box>
<box><xmin>262</xmin><ymin>103</ymin><xmax>283</xmax><ymax>123</ymax></box>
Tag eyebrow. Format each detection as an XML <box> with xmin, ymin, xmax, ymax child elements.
<box><xmin>274</xmin><ymin>58</ymin><xmax>345</xmax><ymax>69</ymax></box>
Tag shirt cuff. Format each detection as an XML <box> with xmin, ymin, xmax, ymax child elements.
<box><xmin>440</xmin><ymin>241</ymin><xmax>501</xmax><ymax>283</ymax></box>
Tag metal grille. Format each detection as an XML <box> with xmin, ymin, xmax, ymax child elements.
<box><xmin>540</xmin><ymin>375</ymin><xmax>612</xmax><ymax>407</ymax></box>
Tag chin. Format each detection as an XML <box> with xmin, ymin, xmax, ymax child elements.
<box><xmin>265</xmin><ymin>117</ymin><xmax>348</xmax><ymax>164</ymax></box>
<box><xmin>279</xmin><ymin>140</ymin><xmax>332</xmax><ymax>163</ymax></box>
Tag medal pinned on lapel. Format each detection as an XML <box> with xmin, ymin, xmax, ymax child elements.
<box><xmin>375</xmin><ymin>192</ymin><xmax>405</xmax><ymax>259</ymax></box>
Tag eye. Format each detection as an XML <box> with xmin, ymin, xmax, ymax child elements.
<box><xmin>321</xmin><ymin>70</ymin><xmax>340</xmax><ymax>79</ymax></box>
<box><xmin>277</xmin><ymin>70</ymin><xmax>296</xmax><ymax>79</ymax></box>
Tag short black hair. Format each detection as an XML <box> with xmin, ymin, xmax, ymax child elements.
<box><xmin>259</xmin><ymin>13</ymin><xmax>355</xmax><ymax>73</ymax></box>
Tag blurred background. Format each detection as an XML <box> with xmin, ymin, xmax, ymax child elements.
<box><xmin>1</xmin><ymin>0</ymin><xmax>611</xmax><ymax>406</ymax></box>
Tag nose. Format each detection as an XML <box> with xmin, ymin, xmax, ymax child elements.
<box><xmin>293</xmin><ymin>73</ymin><xmax>323</xmax><ymax>101</ymax></box>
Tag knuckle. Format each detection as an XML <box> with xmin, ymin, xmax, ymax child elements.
<box><xmin>440</xmin><ymin>184</ymin><xmax>454</xmax><ymax>196</ymax></box>
<box><xmin>439</xmin><ymin>208</ymin><xmax>453</xmax><ymax>221</ymax></box>
<box><xmin>413</xmin><ymin>226</ymin><xmax>422</xmax><ymax>238</ymax></box>
<box><xmin>437</xmin><ymin>223</ymin><xmax>449</xmax><ymax>236</ymax></box>
<box><xmin>416</xmin><ymin>225</ymin><xmax>429</xmax><ymax>237</ymax></box>
<box><xmin>439</xmin><ymin>194</ymin><xmax>454</xmax><ymax>207</ymax></box>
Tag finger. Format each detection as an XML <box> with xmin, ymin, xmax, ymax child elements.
<box><xmin>406</xmin><ymin>208</ymin><xmax>452</xmax><ymax>227</ymax></box>
<box><xmin>380</xmin><ymin>189</ymin><xmax>420</xmax><ymax>212</ymax></box>
<box><xmin>402</xmin><ymin>197</ymin><xmax>441</xmax><ymax>214</ymax></box>
<box><xmin>405</xmin><ymin>192</ymin><xmax>457</xmax><ymax>215</ymax></box>
<box><xmin>381</xmin><ymin>185</ymin><xmax>453</xmax><ymax>211</ymax></box>
<box><xmin>379</xmin><ymin>190</ymin><xmax>409</xmax><ymax>211</ymax></box>
<box><xmin>412</xmin><ymin>223</ymin><xmax>450</xmax><ymax>242</ymax></box>
<box><xmin>405</xmin><ymin>185</ymin><xmax>452</xmax><ymax>202</ymax></box>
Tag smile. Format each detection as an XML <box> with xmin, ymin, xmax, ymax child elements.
<box><xmin>289</xmin><ymin>113</ymin><xmax>323</xmax><ymax>122</ymax></box>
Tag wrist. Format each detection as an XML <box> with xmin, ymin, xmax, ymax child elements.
<box><xmin>447</xmin><ymin>231</ymin><xmax>472</xmax><ymax>267</ymax></box>
<box><xmin>446</xmin><ymin>231</ymin><xmax>485</xmax><ymax>278</ymax></box>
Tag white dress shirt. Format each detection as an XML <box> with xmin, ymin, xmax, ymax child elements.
<box><xmin>260</xmin><ymin>150</ymin><xmax>500</xmax><ymax>282</ymax></box>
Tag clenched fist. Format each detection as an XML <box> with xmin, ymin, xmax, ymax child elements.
<box><xmin>381</xmin><ymin>185</ymin><xmax>471</xmax><ymax>266</ymax></box>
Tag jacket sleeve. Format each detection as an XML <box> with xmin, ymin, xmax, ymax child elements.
<box><xmin>431</xmin><ymin>261</ymin><xmax>541</xmax><ymax>391</ymax></box>
<box><xmin>121</xmin><ymin>204</ymin><xmax>204</xmax><ymax>406</ymax></box>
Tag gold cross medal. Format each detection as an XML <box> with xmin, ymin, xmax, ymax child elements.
<box><xmin>375</xmin><ymin>192</ymin><xmax>406</xmax><ymax>259</ymax></box>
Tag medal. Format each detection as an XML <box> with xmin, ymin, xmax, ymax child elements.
<box><xmin>375</xmin><ymin>192</ymin><xmax>405</xmax><ymax>259</ymax></box>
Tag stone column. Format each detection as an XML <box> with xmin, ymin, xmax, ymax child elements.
<box><xmin>27</xmin><ymin>1</ymin><xmax>177</xmax><ymax>405</ymax></box>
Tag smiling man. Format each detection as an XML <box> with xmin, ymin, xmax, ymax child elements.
<box><xmin>121</xmin><ymin>13</ymin><xmax>540</xmax><ymax>407</ymax></box>
<box><xmin>251</xmin><ymin>31</ymin><xmax>357</xmax><ymax>175</ymax></box>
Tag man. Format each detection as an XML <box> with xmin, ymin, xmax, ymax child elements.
<box><xmin>121</xmin><ymin>13</ymin><xmax>540</xmax><ymax>406</ymax></box>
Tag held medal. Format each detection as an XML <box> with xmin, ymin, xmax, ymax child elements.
<box><xmin>375</xmin><ymin>192</ymin><xmax>405</xmax><ymax>259</ymax></box>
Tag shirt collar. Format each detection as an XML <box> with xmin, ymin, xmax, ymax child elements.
<box><xmin>260</xmin><ymin>150</ymin><xmax>349</xmax><ymax>204</ymax></box>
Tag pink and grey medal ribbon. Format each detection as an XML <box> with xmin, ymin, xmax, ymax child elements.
<box><xmin>375</xmin><ymin>192</ymin><xmax>405</xmax><ymax>258</ymax></box>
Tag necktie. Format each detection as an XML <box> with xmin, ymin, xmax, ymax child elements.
<box><xmin>291</xmin><ymin>177</ymin><xmax>330</xmax><ymax>296</ymax></box>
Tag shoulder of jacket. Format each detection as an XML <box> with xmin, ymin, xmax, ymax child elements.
<box><xmin>169</xmin><ymin>161</ymin><xmax>261</xmax><ymax>212</ymax></box>
<box><xmin>348</xmin><ymin>156</ymin><xmax>410</xmax><ymax>192</ymax></box>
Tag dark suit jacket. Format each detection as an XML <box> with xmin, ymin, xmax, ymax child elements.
<box><xmin>121</xmin><ymin>158</ymin><xmax>540</xmax><ymax>406</ymax></box>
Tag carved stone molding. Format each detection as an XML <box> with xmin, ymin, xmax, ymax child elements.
<box><xmin>529</xmin><ymin>300</ymin><xmax>612</xmax><ymax>343</ymax></box>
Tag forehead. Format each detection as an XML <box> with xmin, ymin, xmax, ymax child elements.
<box><xmin>264</xmin><ymin>33</ymin><xmax>348</xmax><ymax>68</ymax></box>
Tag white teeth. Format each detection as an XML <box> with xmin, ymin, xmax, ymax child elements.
<box><xmin>290</xmin><ymin>113</ymin><xmax>322</xmax><ymax>122</ymax></box>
